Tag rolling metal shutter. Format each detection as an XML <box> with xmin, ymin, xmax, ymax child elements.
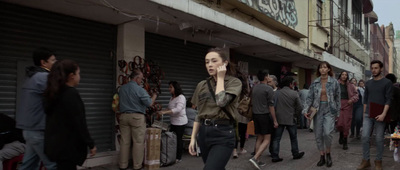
<box><xmin>145</xmin><ymin>33</ymin><xmax>281</xmax><ymax>122</ymax></box>
<box><xmin>145</xmin><ymin>33</ymin><xmax>210</xmax><ymax>122</ymax></box>
<box><xmin>0</xmin><ymin>2</ymin><xmax>117</xmax><ymax>152</ymax></box>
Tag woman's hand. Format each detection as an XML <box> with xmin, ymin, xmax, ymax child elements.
<box><xmin>188</xmin><ymin>139</ymin><xmax>197</xmax><ymax>156</ymax></box>
<box><xmin>216</xmin><ymin>63</ymin><xmax>227</xmax><ymax>79</ymax></box>
<box><xmin>157</xmin><ymin>111</ymin><xmax>163</xmax><ymax>115</ymax></box>
<box><xmin>90</xmin><ymin>146</ymin><xmax>97</xmax><ymax>157</ymax></box>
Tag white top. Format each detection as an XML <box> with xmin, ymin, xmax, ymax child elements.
<box><xmin>168</xmin><ymin>94</ymin><xmax>188</xmax><ymax>125</ymax></box>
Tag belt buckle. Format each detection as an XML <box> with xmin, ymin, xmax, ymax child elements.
<box><xmin>204</xmin><ymin>119</ymin><xmax>212</xmax><ymax>126</ymax></box>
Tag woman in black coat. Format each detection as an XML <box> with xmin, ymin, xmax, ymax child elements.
<box><xmin>44</xmin><ymin>59</ymin><xmax>96</xmax><ymax>170</ymax></box>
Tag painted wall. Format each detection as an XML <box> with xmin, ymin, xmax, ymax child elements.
<box><xmin>309</xmin><ymin>0</ymin><xmax>330</xmax><ymax>51</ymax></box>
<box><xmin>236</xmin><ymin>0</ymin><xmax>308</xmax><ymax>37</ymax></box>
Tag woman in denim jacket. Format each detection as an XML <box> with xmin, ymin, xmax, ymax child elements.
<box><xmin>303</xmin><ymin>61</ymin><xmax>340</xmax><ymax>168</ymax></box>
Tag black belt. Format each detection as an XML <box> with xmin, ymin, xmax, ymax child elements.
<box><xmin>201</xmin><ymin>119</ymin><xmax>232</xmax><ymax>126</ymax></box>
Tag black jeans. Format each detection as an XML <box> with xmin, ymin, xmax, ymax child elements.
<box><xmin>170</xmin><ymin>124</ymin><xmax>185</xmax><ymax>160</ymax></box>
<box><xmin>235</xmin><ymin>123</ymin><xmax>248</xmax><ymax>149</ymax></box>
<box><xmin>271</xmin><ymin>125</ymin><xmax>299</xmax><ymax>159</ymax></box>
<box><xmin>198</xmin><ymin>124</ymin><xmax>235</xmax><ymax>170</ymax></box>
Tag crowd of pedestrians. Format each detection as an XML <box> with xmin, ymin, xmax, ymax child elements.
<box><xmin>1</xmin><ymin>46</ymin><xmax>399</xmax><ymax>170</ymax></box>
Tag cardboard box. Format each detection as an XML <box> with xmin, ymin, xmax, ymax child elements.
<box><xmin>144</xmin><ymin>128</ymin><xmax>161</xmax><ymax>170</ymax></box>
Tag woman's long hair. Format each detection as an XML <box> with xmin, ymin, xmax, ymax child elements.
<box><xmin>169</xmin><ymin>81</ymin><xmax>183</xmax><ymax>97</ymax></box>
<box><xmin>338</xmin><ymin>71</ymin><xmax>349</xmax><ymax>83</ymax></box>
<box><xmin>44</xmin><ymin>59</ymin><xmax>79</xmax><ymax>101</ymax></box>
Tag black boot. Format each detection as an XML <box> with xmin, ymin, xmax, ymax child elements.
<box><xmin>343</xmin><ymin>138</ymin><xmax>348</xmax><ymax>150</ymax></box>
<box><xmin>326</xmin><ymin>153</ymin><xmax>332</xmax><ymax>167</ymax></box>
<box><xmin>339</xmin><ymin>132</ymin><xmax>344</xmax><ymax>144</ymax></box>
<box><xmin>317</xmin><ymin>155</ymin><xmax>325</xmax><ymax>166</ymax></box>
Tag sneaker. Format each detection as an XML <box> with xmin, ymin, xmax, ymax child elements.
<box><xmin>240</xmin><ymin>149</ymin><xmax>248</xmax><ymax>154</ymax></box>
<box><xmin>233</xmin><ymin>153</ymin><xmax>238</xmax><ymax>159</ymax></box>
<box><xmin>249</xmin><ymin>157</ymin><xmax>261</xmax><ymax>170</ymax></box>
<box><xmin>175</xmin><ymin>159</ymin><xmax>182</xmax><ymax>163</ymax></box>
<box><xmin>258</xmin><ymin>161</ymin><xmax>266</xmax><ymax>167</ymax></box>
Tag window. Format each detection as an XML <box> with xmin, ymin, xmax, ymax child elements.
<box><xmin>339</xmin><ymin>0</ymin><xmax>348</xmax><ymax>27</ymax></box>
<box><xmin>364</xmin><ymin>17</ymin><xmax>369</xmax><ymax>48</ymax></box>
<box><xmin>352</xmin><ymin>5</ymin><xmax>362</xmax><ymax>40</ymax></box>
<box><xmin>317</xmin><ymin>0</ymin><xmax>323</xmax><ymax>25</ymax></box>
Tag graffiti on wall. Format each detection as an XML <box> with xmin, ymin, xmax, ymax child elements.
<box><xmin>238</xmin><ymin>0</ymin><xmax>298</xmax><ymax>29</ymax></box>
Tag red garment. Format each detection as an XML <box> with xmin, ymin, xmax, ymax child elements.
<box><xmin>336</xmin><ymin>81</ymin><xmax>359</xmax><ymax>137</ymax></box>
<box><xmin>337</xmin><ymin>99</ymin><xmax>353</xmax><ymax>136</ymax></box>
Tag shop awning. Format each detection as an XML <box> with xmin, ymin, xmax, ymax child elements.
<box><xmin>365</xmin><ymin>11</ymin><xmax>378</xmax><ymax>23</ymax></box>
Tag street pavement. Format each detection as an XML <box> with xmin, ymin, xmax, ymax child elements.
<box><xmin>85</xmin><ymin>129</ymin><xmax>400</xmax><ymax>170</ymax></box>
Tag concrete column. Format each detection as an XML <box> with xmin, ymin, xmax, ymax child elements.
<box><xmin>117</xmin><ymin>22</ymin><xmax>145</xmax><ymax>62</ymax></box>
<box><xmin>115</xmin><ymin>22</ymin><xmax>145</xmax><ymax>151</ymax></box>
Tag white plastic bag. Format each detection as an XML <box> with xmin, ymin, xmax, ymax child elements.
<box><xmin>394</xmin><ymin>148</ymin><xmax>399</xmax><ymax>162</ymax></box>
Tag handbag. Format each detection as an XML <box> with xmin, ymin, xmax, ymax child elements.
<box><xmin>151</xmin><ymin>115</ymin><xmax>169</xmax><ymax>131</ymax></box>
<box><xmin>308</xmin><ymin>107</ymin><xmax>318</xmax><ymax>120</ymax></box>
<box><xmin>238</xmin><ymin>96</ymin><xmax>252</xmax><ymax>119</ymax></box>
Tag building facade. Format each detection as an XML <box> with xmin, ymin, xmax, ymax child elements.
<box><xmin>385</xmin><ymin>23</ymin><xmax>397</xmax><ymax>75</ymax></box>
<box><xmin>0</xmin><ymin>0</ymin><xmax>376</xmax><ymax>167</ymax></box>
<box><xmin>315</xmin><ymin>0</ymin><xmax>373</xmax><ymax>80</ymax></box>
<box><xmin>394</xmin><ymin>30</ymin><xmax>400</xmax><ymax>78</ymax></box>
<box><xmin>370</xmin><ymin>24</ymin><xmax>390</xmax><ymax>75</ymax></box>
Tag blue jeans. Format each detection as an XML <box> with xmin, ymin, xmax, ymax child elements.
<box><xmin>351</xmin><ymin>104</ymin><xmax>363</xmax><ymax>135</ymax></box>
<box><xmin>299</xmin><ymin>114</ymin><xmax>307</xmax><ymax>129</ymax></box>
<box><xmin>361</xmin><ymin>114</ymin><xmax>386</xmax><ymax>161</ymax></box>
<box><xmin>271</xmin><ymin>125</ymin><xmax>299</xmax><ymax>159</ymax></box>
<box><xmin>19</xmin><ymin>130</ymin><xmax>57</xmax><ymax>170</ymax></box>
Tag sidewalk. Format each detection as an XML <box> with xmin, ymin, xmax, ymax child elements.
<box><xmin>84</xmin><ymin>129</ymin><xmax>400</xmax><ymax>170</ymax></box>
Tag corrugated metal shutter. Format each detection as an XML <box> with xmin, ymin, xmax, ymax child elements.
<box><xmin>0</xmin><ymin>2</ymin><xmax>117</xmax><ymax>152</ymax></box>
<box><xmin>145</xmin><ymin>33</ymin><xmax>210</xmax><ymax>122</ymax></box>
<box><xmin>145</xmin><ymin>33</ymin><xmax>282</xmax><ymax>122</ymax></box>
<box><xmin>0</xmin><ymin>58</ymin><xmax>17</xmax><ymax>118</ymax></box>
<box><xmin>231</xmin><ymin>52</ymin><xmax>282</xmax><ymax>77</ymax></box>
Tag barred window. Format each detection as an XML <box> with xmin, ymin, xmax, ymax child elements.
<box><xmin>317</xmin><ymin>0</ymin><xmax>323</xmax><ymax>25</ymax></box>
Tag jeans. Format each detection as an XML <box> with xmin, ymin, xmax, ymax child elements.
<box><xmin>313</xmin><ymin>102</ymin><xmax>335</xmax><ymax>151</ymax></box>
<box><xmin>197</xmin><ymin>124</ymin><xmax>235</xmax><ymax>170</ymax></box>
<box><xmin>299</xmin><ymin>114</ymin><xmax>307</xmax><ymax>129</ymax></box>
<box><xmin>19</xmin><ymin>130</ymin><xmax>57</xmax><ymax>170</ymax></box>
<box><xmin>351</xmin><ymin>104</ymin><xmax>363</xmax><ymax>136</ymax></box>
<box><xmin>271</xmin><ymin>125</ymin><xmax>299</xmax><ymax>159</ymax></box>
<box><xmin>170</xmin><ymin>124</ymin><xmax>185</xmax><ymax>160</ymax></box>
<box><xmin>235</xmin><ymin>123</ymin><xmax>248</xmax><ymax>149</ymax></box>
<box><xmin>362</xmin><ymin>114</ymin><xmax>386</xmax><ymax>161</ymax></box>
